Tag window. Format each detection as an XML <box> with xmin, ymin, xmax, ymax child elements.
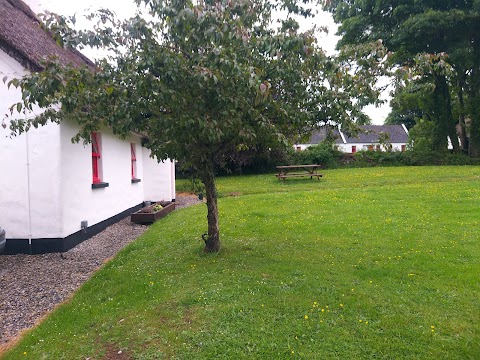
<box><xmin>296</xmin><ymin>146</ymin><xmax>302</xmax><ymax>152</ymax></box>
<box><xmin>131</xmin><ymin>143</ymin><xmax>141</xmax><ymax>183</ymax></box>
<box><xmin>401</xmin><ymin>144</ymin><xmax>406</xmax><ymax>152</ymax></box>
<box><xmin>91</xmin><ymin>132</ymin><xmax>101</xmax><ymax>184</ymax></box>
<box><xmin>351</xmin><ymin>145</ymin><xmax>356</xmax><ymax>153</ymax></box>
<box><xmin>367</xmin><ymin>145</ymin><xmax>374</xmax><ymax>151</ymax></box>
<box><xmin>91</xmin><ymin>132</ymin><xmax>108</xmax><ymax>189</ymax></box>
<box><xmin>376</xmin><ymin>144</ymin><xmax>381</xmax><ymax>151</ymax></box>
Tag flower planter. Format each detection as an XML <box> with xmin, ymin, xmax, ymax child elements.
<box><xmin>131</xmin><ymin>201</ymin><xmax>175</xmax><ymax>224</ymax></box>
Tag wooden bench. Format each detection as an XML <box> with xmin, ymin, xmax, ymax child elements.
<box><xmin>276</xmin><ymin>173</ymin><xmax>323</xmax><ymax>180</ymax></box>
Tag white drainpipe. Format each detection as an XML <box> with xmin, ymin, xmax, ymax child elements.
<box><xmin>26</xmin><ymin>131</ymin><xmax>33</xmax><ymax>253</ymax></box>
<box><xmin>170</xmin><ymin>160</ymin><xmax>176</xmax><ymax>202</ymax></box>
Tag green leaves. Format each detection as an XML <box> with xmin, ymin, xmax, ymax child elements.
<box><xmin>326</xmin><ymin>0</ymin><xmax>480</xmax><ymax>156</ymax></box>
<box><xmin>3</xmin><ymin>0</ymin><xmax>389</xmax><ymax>250</ymax></box>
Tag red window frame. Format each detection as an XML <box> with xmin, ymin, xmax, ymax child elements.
<box><xmin>131</xmin><ymin>143</ymin><xmax>137</xmax><ymax>179</ymax></box>
<box><xmin>91</xmin><ymin>132</ymin><xmax>101</xmax><ymax>184</ymax></box>
<box><xmin>352</xmin><ymin>145</ymin><xmax>356</xmax><ymax>153</ymax></box>
<box><xmin>401</xmin><ymin>144</ymin><xmax>406</xmax><ymax>152</ymax></box>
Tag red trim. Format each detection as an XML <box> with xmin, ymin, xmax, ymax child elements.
<box><xmin>92</xmin><ymin>132</ymin><xmax>101</xmax><ymax>183</ymax></box>
<box><xmin>131</xmin><ymin>143</ymin><xmax>136</xmax><ymax>179</ymax></box>
<box><xmin>352</xmin><ymin>145</ymin><xmax>356</xmax><ymax>153</ymax></box>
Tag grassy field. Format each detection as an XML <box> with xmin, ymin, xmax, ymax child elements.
<box><xmin>2</xmin><ymin>166</ymin><xmax>480</xmax><ymax>359</ymax></box>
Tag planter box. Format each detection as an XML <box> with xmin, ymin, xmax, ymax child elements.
<box><xmin>131</xmin><ymin>202</ymin><xmax>175</xmax><ymax>224</ymax></box>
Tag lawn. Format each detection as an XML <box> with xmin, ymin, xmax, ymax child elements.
<box><xmin>2</xmin><ymin>166</ymin><xmax>480</xmax><ymax>359</ymax></box>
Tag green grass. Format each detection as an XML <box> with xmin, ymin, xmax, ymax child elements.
<box><xmin>3</xmin><ymin>166</ymin><xmax>480</xmax><ymax>359</ymax></box>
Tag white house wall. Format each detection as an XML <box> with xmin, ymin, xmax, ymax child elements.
<box><xmin>142</xmin><ymin>147</ymin><xmax>175</xmax><ymax>202</ymax></box>
<box><xmin>1</xmin><ymin>48</ymin><xmax>175</xmax><ymax>242</ymax></box>
<box><xmin>294</xmin><ymin>142</ymin><xmax>407</xmax><ymax>153</ymax></box>
<box><xmin>336</xmin><ymin>143</ymin><xmax>406</xmax><ymax>153</ymax></box>
<box><xmin>0</xmin><ymin>49</ymin><xmax>63</xmax><ymax>238</ymax></box>
<box><xmin>59</xmin><ymin>121</ymin><xmax>148</xmax><ymax>237</ymax></box>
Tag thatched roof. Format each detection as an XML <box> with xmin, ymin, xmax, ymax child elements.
<box><xmin>0</xmin><ymin>0</ymin><xmax>93</xmax><ymax>71</ymax></box>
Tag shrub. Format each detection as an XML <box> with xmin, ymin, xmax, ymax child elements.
<box><xmin>291</xmin><ymin>143</ymin><xmax>342</xmax><ymax>168</ymax></box>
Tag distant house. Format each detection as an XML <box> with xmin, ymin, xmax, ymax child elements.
<box><xmin>295</xmin><ymin>125</ymin><xmax>409</xmax><ymax>153</ymax></box>
<box><xmin>0</xmin><ymin>0</ymin><xmax>175</xmax><ymax>254</ymax></box>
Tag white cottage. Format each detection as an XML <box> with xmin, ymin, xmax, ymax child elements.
<box><xmin>295</xmin><ymin>125</ymin><xmax>409</xmax><ymax>153</ymax></box>
<box><xmin>0</xmin><ymin>0</ymin><xmax>175</xmax><ymax>253</ymax></box>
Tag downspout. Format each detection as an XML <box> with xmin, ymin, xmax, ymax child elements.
<box><xmin>170</xmin><ymin>160</ymin><xmax>176</xmax><ymax>203</ymax></box>
<box><xmin>25</xmin><ymin>131</ymin><xmax>33</xmax><ymax>254</ymax></box>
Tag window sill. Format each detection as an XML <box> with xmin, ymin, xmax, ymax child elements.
<box><xmin>131</xmin><ymin>178</ymin><xmax>142</xmax><ymax>184</ymax></box>
<box><xmin>92</xmin><ymin>182</ymin><xmax>109</xmax><ymax>189</ymax></box>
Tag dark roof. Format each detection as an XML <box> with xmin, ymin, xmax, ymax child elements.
<box><xmin>343</xmin><ymin>125</ymin><xmax>408</xmax><ymax>144</ymax></box>
<box><xmin>306</xmin><ymin>125</ymin><xmax>408</xmax><ymax>145</ymax></box>
<box><xmin>0</xmin><ymin>0</ymin><xmax>93</xmax><ymax>71</ymax></box>
<box><xmin>308</xmin><ymin>127</ymin><xmax>344</xmax><ymax>145</ymax></box>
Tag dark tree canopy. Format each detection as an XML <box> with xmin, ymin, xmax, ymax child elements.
<box><xmin>325</xmin><ymin>0</ymin><xmax>480</xmax><ymax>156</ymax></box>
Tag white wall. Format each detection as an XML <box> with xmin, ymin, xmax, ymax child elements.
<box><xmin>59</xmin><ymin>122</ymin><xmax>148</xmax><ymax>237</ymax></box>
<box><xmin>294</xmin><ymin>142</ymin><xmax>407</xmax><ymax>153</ymax></box>
<box><xmin>1</xmin><ymin>48</ymin><xmax>175</xmax><ymax>240</ymax></box>
<box><xmin>0</xmin><ymin>49</ymin><xmax>63</xmax><ymax>238</ymax></box>
<box><xmin>142</xmin><ymin>148</ymin><xmax>175</xmax><ymax>202</ymax></box>
<box><xmin>336</xmin><ymin>143</ymin><xmax>406</xmax><ymax>153</ymax></box>
<box><xmin>43</xmin><ymin>122</ymin><xmax>175</xmax><ymax>238</ymax></box>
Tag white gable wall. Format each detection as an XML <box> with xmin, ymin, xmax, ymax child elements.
<box><xmin>0</xmin><ymin>49</ymin><xmax>63</xmax><ymax>239</ymax></box>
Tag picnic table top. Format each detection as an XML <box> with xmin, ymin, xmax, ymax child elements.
<box><xmin>276</xmin><ymin>164</ymin><xmax>321</xmax><ymax>169</ymax></box>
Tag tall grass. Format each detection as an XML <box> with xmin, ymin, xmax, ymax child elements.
<box><xmin>2</xmin><ymin>166</ymin><xmax>480</xmax><ymax>359</ymax></box>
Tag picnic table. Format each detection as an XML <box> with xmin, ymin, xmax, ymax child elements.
<box><xmin>275</xmin><ymin>164</ymin><xmax>323</xmax><ymax>181</ymax></box>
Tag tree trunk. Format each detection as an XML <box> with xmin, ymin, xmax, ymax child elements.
<box><xmin>200</xmin><ymin>167</ymin><xmax>221</xmax><ymax>253</ymax></box>
<box><xmin>456</xmin><ymin>73</ymin><xmax>468</xmax><ymax>153</ymax></box>
<box><xmin>469</xmin><ymin>36</ymin><xmax>480</xmax><ymax>158</ymax></box>
<box><xmin>432</xmin><ymin>74</ymin><xmax>459</xmax><ymax>153</ymax></box>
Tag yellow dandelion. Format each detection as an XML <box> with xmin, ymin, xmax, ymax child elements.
<box><xmin>304</xmin><ymin>315</ymin><xmax>309</xmax><ymax>320</ymax></box>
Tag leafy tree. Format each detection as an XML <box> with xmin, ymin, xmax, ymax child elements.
<box><xmin>5</xmin><ymin>0</ymin><xmax>383</xmax><ymax>252</ymax></box>
<box><xmin>384</xmin><ymin>83</ymin><xmax>427</xmax><ymax>130</ymax></box>
<box><xmin>324</xmin><ymin>0</ymin><xmax>480</xmax><ymax>157</ymax></box>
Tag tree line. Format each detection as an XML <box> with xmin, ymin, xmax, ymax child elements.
<box><xmin>325</xmin><ymin>0</ymin><xmax>480</xmax><ymax>157</ymax></box>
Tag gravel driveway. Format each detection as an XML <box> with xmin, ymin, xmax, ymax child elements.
<box><xmin>0</xmin><ymin>195</ymin><xmax>201</xmax><ymax>347</ymax></box>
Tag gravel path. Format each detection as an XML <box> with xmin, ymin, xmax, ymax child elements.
<box><xmin>0</xmin><ymin>195</ymin><xmax>201</xmax><ymax>347</ymax></box>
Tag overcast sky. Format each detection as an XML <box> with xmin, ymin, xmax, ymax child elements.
<box><xmin>25</xmin><ymin>0</ymin><xmax>390</xmax><ymax>123</ymax></box>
